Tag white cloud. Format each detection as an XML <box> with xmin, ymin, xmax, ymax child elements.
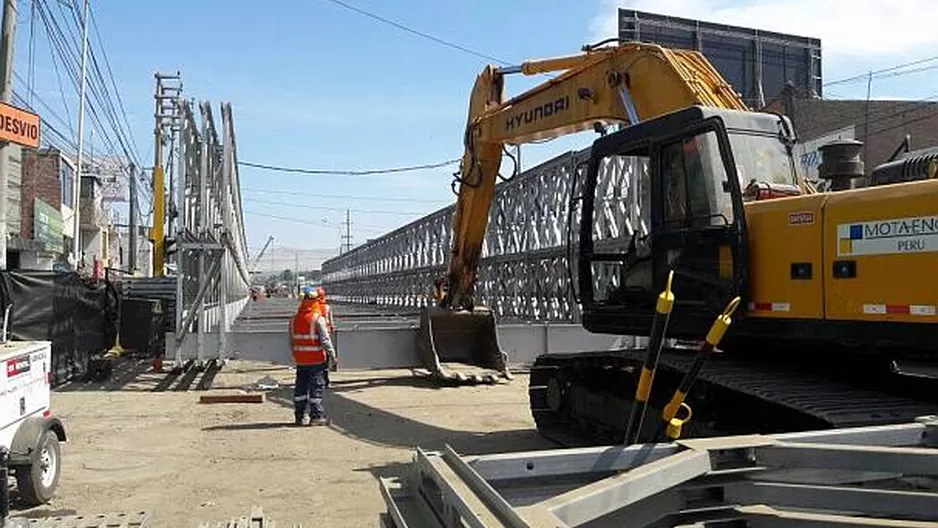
<box><xmin>589</xmin><ymin>0</ymin><xmax>938</xmax><ymax>59</ymax></box>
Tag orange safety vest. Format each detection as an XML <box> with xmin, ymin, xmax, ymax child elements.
<box><xmin>290</xmin><ymin>302</ymin><xmax>327</xmax><ymax>366</ymax></box>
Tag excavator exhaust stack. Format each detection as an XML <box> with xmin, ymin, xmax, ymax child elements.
<box><xmin>417</xmin><ymin>307</ymin><xmax>513</xmax><ymax>385</ymax></box>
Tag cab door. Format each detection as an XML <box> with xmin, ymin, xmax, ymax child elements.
<box><xmin>648</xmin><ymin>124</ymin><xmax>749</xmax><ymax>336</ymax></box>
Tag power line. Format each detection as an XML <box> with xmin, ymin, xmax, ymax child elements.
<box><xmin>34</xmin><ymin>0</ymin><xmax>141</xmax><ymax>171</ymax></box>
<box><xmin>238</xmin><ymin>158</ymin><xmax>459</xmax><ymax>176</ymax></box>
<box><xmin>824</xmin><ymin>54</ymin><xmax>938</xmax><ymax>87</ymax></box>
<box><xmin>244</xmin><ymin>209</ymin><xmax>391</xmax><ymax>231</ymax></box>
<box><xmin>13</xmin><ymin>92</ymin><xmax>77</xmax><ymax>152</ymax></box>
<box><xmin>87</xmin><ymin>2</ymin><xmax>140</xmax><ymax>159</ymax></box>
<box><xmin>241</xmin><ymin>186</ymin><xmax>449</xmax><ymax>204</ymax></box>
<box><xmin>315</xmin><ymin>0</ymin><xmax>509</xmax><ymax>66</ymax></box>
<box><xmin>246</xmin><ymin>197</ymin><xmax>430</xmax><ymax>216</ymax></box>
<box><xmin>13</xmin><ymin>71</ymin><xmax>73</xmax><ymax>137</ymax></box>
<box><xmin>866</xmin><ymin>104</ymin><xmax>938</xmax><ymax>139</ymax></box>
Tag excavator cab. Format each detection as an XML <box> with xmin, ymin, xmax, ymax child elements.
<box><xmin>578</xmin><ymin>106</ymin><xmax>799</xmax><ymax>338</ymax></box>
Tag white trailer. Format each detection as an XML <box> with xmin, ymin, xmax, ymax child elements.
<box><xmin>0</xmin><ymin>340</ymin><xmax>67</xmax><ymax>516</ymax></box>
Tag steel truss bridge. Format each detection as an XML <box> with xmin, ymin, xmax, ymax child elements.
<box><xmin>123</xmin><ymin>98</ymin><xmax>251</xmax><ymax>366</ymax></box>
<box><xmin>322</xmin><ymin>147</ymin><xmax>648</xmax><ymax>323</ymax></box>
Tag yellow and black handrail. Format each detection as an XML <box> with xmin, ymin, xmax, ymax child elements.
<box><xmin>657</xmin><ymin>296</ymin><xmax>741</xmax><ymax>442</ymax></box>
<box><xmin>623</xmin><ymin>270</ymin><xmax>675</xmax><ymax>445</ymax></box>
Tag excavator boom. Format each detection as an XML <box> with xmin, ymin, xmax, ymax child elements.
<box><xmin>445</xmin><ymin>42</ymin><xmax>748</xmax><ymax>310</ymax></box>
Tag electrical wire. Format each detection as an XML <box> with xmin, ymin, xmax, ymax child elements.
<box><xmin>13</xmin><ymin>97</ymin><xmax>77</xmax><ymax>152</ymax></box>
<box><xmin>245</xmin><ymin>197</ymin><xmax>430</xmax><ymax>216</ymax></box>
<box><xmin>241</xmin><ymin>186</ymin><xmax>449</xmax><ymax>204</ymax></box>
<box><xmin>13</xmin><ymin>71</ymin><xmax>74</xmax><ymax>138</ymax></box>
<box><xmin>824</xmin><ymin>55</ymin><xmax>938</xmax><ymax>87</ymax></box>
<box><xmin>36</xmin><ymin>0</ymin><xmax>120</xmax><ymax>158</ymax></box>
<box><xmin>87</xmin><ymin>1</ymin><xmax>141</xmax><ymax>159</ymax></box>
<box><xmin>315</xmin><ymin>0</ymin><xmax>510</xmax><ymax>66</ymax></box>
<box><xmin>31</xmin><ymin>0</ymin><xmax>147</xmax><ymax>213</ymax></box>
<box><xmin>36</xmin><ymin>0</ymin><xmax>141</xmax><ymax>170</ymax></box>
<box><xmin>243</xmin><ymin>210</ymin><xmax>391</xmax><ymax>231</ymax></box>
<box><xmin>238</xmin><ymin>158</ymin><xmax>459</xmax><ymax>176</ymax></box>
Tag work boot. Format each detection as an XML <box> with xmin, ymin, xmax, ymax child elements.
<box><xmin>309</xmin><ymin>417</ymin><xmax>330</xmax><ymax>427</ymax></box>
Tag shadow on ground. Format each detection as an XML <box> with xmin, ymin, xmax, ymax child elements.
<box><xmin>203</xmin><ymin>382</ymin><xmax>554</xmax><ymax>456</ymax></box>
<box><xmin>53</xmin><ymin>355</ymin><xmax>296</xmax><ymax>393</ymax></box>
<box><xmin>54</xmin><ymin>355</ymin><xmax>157</xmax><ymax>393</ymax></box>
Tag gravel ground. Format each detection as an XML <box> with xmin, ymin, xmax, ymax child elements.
<box><xmin>14</xmin><ymin>358</ymin><xmax>552</xmax><ymax>527</ymax></box>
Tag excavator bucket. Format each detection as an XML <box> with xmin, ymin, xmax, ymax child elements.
<box><xmin>417</xmin><ymin>307</ymin><xmax>513</xmax><ymax>385</ymax></box>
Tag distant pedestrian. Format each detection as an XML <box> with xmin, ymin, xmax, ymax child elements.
<box><xmin>289</xmin><ymin>288</ymin><xmax>336</xmax><ymax>426</ymax></box>
<box><xmin>317</xmin><ymin>287</ymin><xmax>335</xmax><ymax>335</ymax></box>
<box><xmin>317</xmin><ymin>287</ymin><xmax>337</xmax><ymax>378</ymax></box>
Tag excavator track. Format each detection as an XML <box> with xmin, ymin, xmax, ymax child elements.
<box><xmin>529</xmin><ymin>348</ymin><xmax>938</xmax><ymax>447</ymax></box>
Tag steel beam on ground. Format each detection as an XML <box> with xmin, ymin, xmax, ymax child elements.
<box><xmin>466</xmin><ymin>444</ymin><xmax>679</xmax><ymax>482</ymax></box>
<box><xmin>753</xmin><ymin>442</ymin><xmax>938</xmax><ymax>476</ymax></box>
<box><xmin>537</xmin><ymin>449</ymin><xmax>712</xmax><ymax>526</ymax></box>
<box><xmin>734</xmin><ymin>505</ymin><xmax>938</xmax><ymax>528</ymax></box>
<box><xmin>773</xmin><ymin>417</ymin><xmax>937</xmax><ymax>447</ymax></box>
<box><xmin>724</xmin><ymin>482</ymin><xmax>938</xmax><ymax>520</ymax></box>
<box><xmin>380</xmin><ymin>420</ymin><xmax>938</xmax><ymax>528</ymax></box>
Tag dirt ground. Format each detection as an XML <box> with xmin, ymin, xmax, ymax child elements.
<box><xmin>16</xmin><ymin>358</ymin><xmax>553</xmax><ymax>527</ymax></box>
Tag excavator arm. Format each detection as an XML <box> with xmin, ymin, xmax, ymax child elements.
<box><xmin>441</xmin><ymin>42</ymin><xmax>748</xmax><ymax>310</ymax></box>
<box><xmin>418</xmin><ymin>42</ymin><xmax>758</xmax><ymax>386</ymax></box>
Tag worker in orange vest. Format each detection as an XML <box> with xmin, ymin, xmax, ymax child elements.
<box><xmin>317</xmin><ymin>287</ymin><xmax>335</xmax><ymax>334</ymax></box>
<box><xmin>317</xmin><ymin>287</ymin><xmax>336</xmax><ymax>388</ymax></box>
<box><xmin>289</xmin><ymin>288</ymin><xmax>336</xmax><ymax>426</ymax></box>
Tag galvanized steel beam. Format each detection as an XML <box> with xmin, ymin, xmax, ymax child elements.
<box><xmin>381</xmin><ymin>419</ymin><xmax>938</xmax><ymax>528</ymax></box>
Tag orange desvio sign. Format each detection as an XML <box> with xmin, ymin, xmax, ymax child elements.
<box><xmin>0</xmin><ymin>101</ymin><xmax>39</xmax><ymax>149</ymax></box>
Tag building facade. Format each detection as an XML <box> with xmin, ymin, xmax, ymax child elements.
<box><xmin>764</xmin><ymin>86</ymin><xmax>938</xmax><ymax>184</ymax></box>
<box><xmin>15</xmin><ymin>147</ymin><xmax>72</xmax><ymax>270</ymax></box>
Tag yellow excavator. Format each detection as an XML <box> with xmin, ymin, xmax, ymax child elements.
<box><xmin>421</xmin><ymin>40</ymin><xmax>938</xmax><ymax>444</ymax></box>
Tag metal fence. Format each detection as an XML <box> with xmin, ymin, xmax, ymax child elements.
<box><xmin>322</xmin><ymin>148</ymin><xmax>648</xmax><ymax>323</ymax></box>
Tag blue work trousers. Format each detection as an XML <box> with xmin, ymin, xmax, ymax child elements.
<box><xmin>294</xmin><ymin>363</ymin><xmax>327</xmax><ymax>420</ymax></box>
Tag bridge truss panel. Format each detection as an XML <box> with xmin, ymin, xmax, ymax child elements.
<box><xmin>168</xmin><ymin>100</ymin><xmax>251</xmax><ymax>364</ymax></box>
<box><xmin>322</xmin><ymin>148</ymin><xmax>648</xmax><ymax>323</ymax></box>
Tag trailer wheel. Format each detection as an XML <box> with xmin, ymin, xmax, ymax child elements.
<box><xmin>16</xmin><ymin>430</ymin><xmax>61</xmax><ymax>506</ymax></box>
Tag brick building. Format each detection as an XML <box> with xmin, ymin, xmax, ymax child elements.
<box><xmin>764</xmin><ymin>85</ymin><xmax>938</xmax><ymax>183</ymax></box>
<box><xmin>13</xmin><ymin>147</ymin><xmax>74</xmax><ymax>270</ymax></box>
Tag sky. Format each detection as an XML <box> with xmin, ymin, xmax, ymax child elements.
<box><xmin>11</xmin><ymin>0</ymin><xmax>938</xmax><ymax>270</ymax></box>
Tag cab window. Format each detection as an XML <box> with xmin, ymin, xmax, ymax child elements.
<box><xmin>660</xmin><ymin>131</ymin><xmax>733</xmax><ymax>229</ymax></box>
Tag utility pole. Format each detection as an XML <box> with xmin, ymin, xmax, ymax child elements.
<box><xmin>0</xmin><ymin>0</ymin><xmax>17</xmax><ymax>270</ymax></box>
<box><xmin>128</xmin><ymin>163</ymin><xmax>137</xmax><ymax>273</ymax></box>
<box><xmin>151</xmin><ymin>72</ymin><xmax>181</xmax><ymax>277</ymax></box>
<box><xmin>72</xmin><ymin>0</ymin><xmax>90</xmax><ymax>269</ymax></box>
<box><xmin>863</xmin><ymin>70</ymin><xmax>873</xmax><ymax>173</ymax></box>
<box><xmin>341</xmin><ymin>209</ymin><xmax>352</xmax><ymax>254</ymax></box>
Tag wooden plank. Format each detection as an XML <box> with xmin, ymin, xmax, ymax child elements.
<box><xmin>198</xmin><ymin>393</ymin><xmax>264</xmax><ymax>404</ymax></box>
<box><xmin>14</xmin><ymin>511</ymin><xmax>151</xmax><ymax>527</ymax></box>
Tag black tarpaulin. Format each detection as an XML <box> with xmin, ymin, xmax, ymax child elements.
<box><xmin>1</xmin><ymin>271</ymin><xmax>118</xmax><ymax>385</ymax></box>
